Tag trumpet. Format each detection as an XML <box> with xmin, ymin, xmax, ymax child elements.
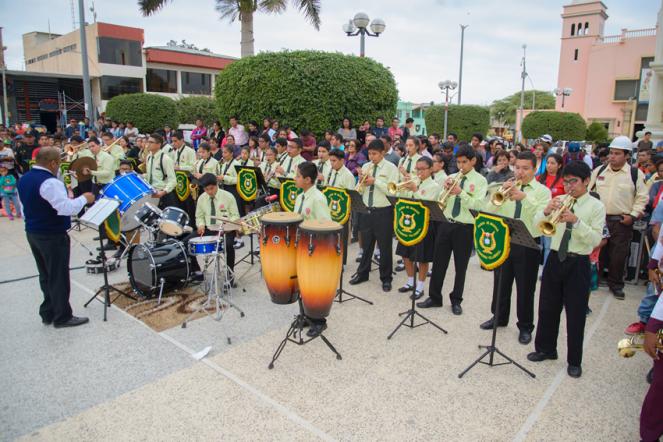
<box><xmin>388</xmin><ymin>179</ymin><xmax>416</xmax><ymax>195</ymax></box>
<box><xmin>137</xmin><ymin>162</ymin><xmax>147</xmax><ymax>173</ymax></box>
<box><xmin>189</xmin><ymin>183</ymin><xmax>199</xmax><ymax>201</ymax></box>
<box><xmin>617</xmin><ymin>331</ymin><xmax>663</xmax><ymax>358</ymax></box>
<box><xmin>355</xmin><ymin>165</ymin><xmax>375</xmax><ymax>193</ymax></box>
<box><xmin>437</xmin><ymin>172</ymin><xmax>465</xmax><ymax>209</ymax></box>
<box><xmin>538</xmin><ymin>194</ymin><xmax>576</xmax><ymax>236</ymax></box>
<box><xmin>491</xmin><ymin>180</ymin><xmax>522</xmax><ymax>206</ymax></box>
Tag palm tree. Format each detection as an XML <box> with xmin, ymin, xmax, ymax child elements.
<box><xmin>139</xmin><ymin>0</ymin><xmax>321</xmax><ymax>58</ymax></box>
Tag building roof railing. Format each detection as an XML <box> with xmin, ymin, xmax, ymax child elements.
<box><xmin>597</xmin><ymin>27</ymin><xmax>657</xmax><ymax>44</ymax></box>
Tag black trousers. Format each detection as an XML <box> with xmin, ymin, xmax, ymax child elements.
<box><xmin>534</xmin><ymin>251</ymin><xmax>591</xmax><ymax>366</ymax></box>
<box><xmin>27</xmin><ymin>233</ymin><xmax>73</xmax><ymax>324</ymax></box>
<box><xmin>428</xmin><ymin>222</ymin><xmax>473</xmax><ymax>305</ymax></box>
<box><xmin>599</xmin><ymin>218</ymin><xmax>632</xmax><ymax>291</ymax></box>
<box><xmin>183</xmin><ymin>229</ymin><xmax>236</xmax><ymax>276</ymax></box>
<box><xmin>157</xmin><ymin>191</ymin><xmax>179</xmax><ymax>210</ymax></box>
<box><xmin>356</xmin><ymin>206</ymin><xmax>393</xmax><ymax>283</ymax></box>
<box><xmin>490</xmin><ymin>242</ymin><xmax>540</xmax><ymax>332</ymax></box>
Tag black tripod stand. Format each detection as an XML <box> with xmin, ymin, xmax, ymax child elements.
<box><xmin>336</xmin><ymin>223</ymin><xmax>372</xmax><ymax>305</ymax></box>
<box><xmin>268</xmin><ymin>297</ymin><xmax>342</xmax><ymax>369</ymax></box>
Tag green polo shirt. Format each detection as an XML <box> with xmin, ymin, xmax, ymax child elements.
<box><xmin>217</xmin><ymin>159</ymin><xmax>239</xmax><ymax>185</ymax></box>
<box><xmin>313</xmin><ymin>158</ymin><xmax>332</xmax><ymax>182</ymax></box>
<box><xmin>260</xmin><ymin>160</ymin><xmax>281</xmax><ymax>188</ymax></box>
<box><xmin>171</xmin><ymin>145</ymin><xmax>196</xmax><ymax>172</ymax></box>
<box><xmin>398</xmin><ymin>153</ymin><xmax>421</xmax><ymax>179</ymax></box>
<box><xmin>484</xmin><ymin>178</ymin><xmax>551</xmax><ymax>238</ymax></box>
<box><xmin>433</xmin><ymin>171</ymin><xmax>447</xmax><ymax>187</ymax></box>
<box><xmin>194</xmin><ymin>157</ymin><xmax>219</xmax><ymax>175</ymax></box>
<box><xmin>282</xmin><ymin>154</ymin><xmax>305</xmax><ymax>179</ymax></box>
<box><xmin>90</xmin><ymin>150</ymin><xmax>115</xmax><ymax>184</ymax></box>
<box><xmin>195</xmin><ymin>188</ymin><xmax>240</xmax><ymax>228</ymax></box>
<box><xmin>108</xmin><ymin>144</ymin><xmax>125</xmax><ymax>170</ymax></box>
<box><xmin>294</xmin><ymin>185</ymin><xmax>332</xmax><ymax>221</ymax></box>
<box><xmin>442</xmin><ymin>168</ymin><xmax>488</xmax><ymax>224</ymax></box>
<box><xmin>403</xmin><ymin>176</ymin><xmax>442</xmax><ymax>202</ymax></box>
<box><xmin>325</xmin><ymin>166</ymin><xmax>356</xmax><ymax>190</ymax></box>
<box><xmin>360</xmin><ymin>159</ymin><xmax>400</xmax><ymax>208</ymax></box>
<box><xmin>145</xmin><ymin>149</ymin><xmax>177</xmax><ymax>193</ymax></box>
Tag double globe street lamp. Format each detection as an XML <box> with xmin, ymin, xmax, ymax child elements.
<box><xmin>554</xmin><ymin>87</ymin><xmax>573</xmax><ymax>108</ymax></box>
<box><xmin>343</xmin><ymin>12</ymin><xmax>386</xmax><ymax>57</ymax></box>
<box><xmin>439</xmin><ymin>80</ymin><xmax>458</xmax><ymax>140</ymax></box>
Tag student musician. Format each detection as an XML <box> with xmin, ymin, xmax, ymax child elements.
<box><xmin>143</xmin><ymin>133</ymin><xmax>177</xmax><ymax>208</ymax></box>
<box><xmin>396</xmin><ymin>157</ymin><xmax>442</xmax><ymax>300</ymax></box>
<box><xmin>417</xmin><ymin>145</ymin><xmax>487</xmax><ymax>315</ymax></box>
<box><xmin>193</xmin><ymin>143</ymin><xmax>219</xmax><ymax>179</ymax></box>
<box><xmin>260</xmin><ymin>146</ymin><xmax>281</xmax><ymax>197</ymax></box>
<box><xmin>398</xmin><ymin>136</ymin><xmax>421</xmax><ymax>182</ymax></box>
<box><xmin>82</xmin><ymin>137</ymin><xmax>114</xmax><ymax>196</ymax></box>
<box><xmin>528</xmin><ymin>161</ymin><xmax>605</xmax><ymax>378</ymax></box>
<box><xmin>276</xmin><ymin>138</ymin><xmax>305</xmax><ymax>179</ymax></box>
<box><xmin>216</xmin><ymin>145</ymin><xmax>244</xmax><ymax>248</ymax></box>
<box><xmin>480</xmin><ymin>151</ymin><xmax>551</xmax><ymax>345</ymax></box>
<box><xmin>349</xmin><ymin>139</ymin><xmax>400</xmax><ymax>292</ymax></box>
<box><xmin>101</xmin><ymin>131</ymin><xmax>125</xmax><ymax>171</ymax></box>
<box><xmin>313</xmin><ymin>141</ymin><xmax>332</xmax><ymax>185</ymax></box>
<box><xmin>326</xmin><ymin>149</ymin><xmax>356</xmax><ymax>190</ymax></box>
<box><xmin>170</xmin><ymin>131</ymin><xmax>196</xmax><ymax>173</ymax></box>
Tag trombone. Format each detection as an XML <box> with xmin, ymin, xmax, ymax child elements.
<box><xmin>491</xmin><ymin>180</ymin><xmax>521</xmax><ymax>206</ymax></box>
<box><xmin>537</xmin><ymin>194</ymin><xmax>576</xmax><ymax>236</ymax></box>
<box><xmin>387</xmin><ymin>179</ymin><xmax>416</xmax><ymax>195</ymax></box>
<box><xmin>102</xmin><ymin>137</ymin><xmax>122</xmax><ymax>153</ymax></box>
<box><xmin>617</xmin><ymin>330</ymin><xmax>663</xmax><ymax>358</ymax></box>
<box><xmin>437</xmin><ymin>172</ymin><xmax>465</xmax><ymax>209</ymax></box>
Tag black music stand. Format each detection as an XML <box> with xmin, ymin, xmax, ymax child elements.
<box><xmin>386</xmin><ymin>197</ymin><xmax>448</xmax><ymax>339</ymax></box>
<box><xmin>234</xmin><ymin>165</ymin><xmax>267</xmax><ymax>267</ymax></box>
<box><xmin>335</xmin><ymin>190</ymin><xmax>373</xmax><ymax>305</ymax></box>
<box><xmin>458</xmin><ymin>210</ymin><xmax>537</xmax><ymax>379</ymax></box>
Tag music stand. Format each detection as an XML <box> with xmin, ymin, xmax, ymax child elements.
<box><xmin>458</xmin><ymin>210</ymin><xmax>537</xmax><ymax>379</ymax></box>
<box><xmin>79</xmin><ymin>198</ymin><xmax>130</xmax><ymax>321</ymax></box>
<box><xmin>234</xmin><ymin>166</ymin><xmax>266</xmax><ymax>268</ymax></box>
<box><xmin>386</xmin><ymin>197</ymin><xmax>448</xmax><ymax>339</ymax></box>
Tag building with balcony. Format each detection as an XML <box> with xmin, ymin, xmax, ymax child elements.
<box><xmin>396</xmin><ymin>101</ymin><xmax>430</xmax><ymax>136</ymax></box>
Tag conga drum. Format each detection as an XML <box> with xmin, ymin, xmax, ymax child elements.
<box><xmin>260</xmin><ymin>212</ymin><xmax>303</xmax><ymax>304</ymax></box>
<box><xmin>296</xmin><ymin>220</ymin><xmax>343</xmax><ymax>319</ymax></box>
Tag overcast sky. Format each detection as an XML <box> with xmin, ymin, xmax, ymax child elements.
<box><xmin>0</xmin><ymin>0</ymin><xmax>658</xmax><ymax>105</ymax></box>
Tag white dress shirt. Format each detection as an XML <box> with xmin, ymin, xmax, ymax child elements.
<box><xmin>30</xmin><ymin>166</ymin><xmax>87</xmax><ymax>216</ymax></box>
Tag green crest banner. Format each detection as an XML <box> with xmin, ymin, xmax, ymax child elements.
<box><xmin>175</xmin><ymin>171</ymin><xmax>191</xmax><ymax>202</ymax></box>
<box><xmin>60</xmin><ymin>162</ymin><xmax>72</xmax><ymax>186</ymax></box>
<box><xmin>236</xmin><ymin>168</ymin><xmax>258</xmax><ymax>201</ymax></box>
<box><xmin>474</xmin><ymin>213</ymin><xmax>511</xmax><ymax>270</ymax></box>
<box><xmin>103</xmin><ymin>209</ymin><xmax>122</xmax><ymax>243</ymax></box>
<box><xmin>393</xmin><ymin>199</ymin><xmax>429</xmax><ymax>246</ymax></box>
<box><xmin>322</xmin><ymin>186</ymin><xmax>351</xmax><ymax>225</ymax></box>
<box><xmin>279</xmin><ymin>179</ymin><xmax>302</xmax><ymax>212</ymax></box>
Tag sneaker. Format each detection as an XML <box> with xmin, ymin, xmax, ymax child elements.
<box><xmin>373</xmin><ymin>253</ymin><xmax>381</xmax><ymax>261</ymax></box>
<box><xmin>234</xmin><ymin>239</ymin><xmax>244</xmax><ymax>249</ymax></box>
<box><xmin>624</xmin><ymin>321</ymin><xmax>645</xmax><ymax>335</ymax></box>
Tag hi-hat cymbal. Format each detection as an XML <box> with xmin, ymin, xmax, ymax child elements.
<box><xmin>69</xmin><ymin>157</ymin><xmax>97</xmax><ymax>182</ymax></box>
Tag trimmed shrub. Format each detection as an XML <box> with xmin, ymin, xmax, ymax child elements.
<box><xmin>105</xmin><ymin>93</ymin><xmax>178</xmax><ymax>134</ymax></box>
<box><xmin>177</xmin><ymin>96</ymin><xmax>219</xmax><ymax>126</ymax></box>
<box><xmin>424</xmin><ymin>105</ymin><xmax>490</xmax><ymax>141</ymax></box>
<box><xmin>521</xmin><ymin>111</ymin><xmax>586</xmax><ymax>141</ymax></box>
<box><xmin>214</xmin><ymin>50</ymin><xmax>398</xmax><ymax>135</ymax></box>
<box><xmin>585</xmin><ymin>121</ymin><xmax>609</xmax><ymax>144</ymax></box>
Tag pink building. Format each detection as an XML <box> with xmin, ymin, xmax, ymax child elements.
<box><xmin>555</xmin><ymin>1</ymin><xmax>657</xmax><ymax>138</ymax></box>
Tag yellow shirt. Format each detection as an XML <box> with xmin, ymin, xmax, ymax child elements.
<box><xmin>282</xmin><ymin>154</ymin><xmax>305</xmax><ymax>179</ymax></box>
<box><xmin>589</xmin><ymin>163</ymin><xmax>648</xmax><ymax>216</ymax></box>
<box><xmin>359</xmin><ymin>159</ymin><xmax>400</xmax><ymax>208</ymax></box>
<box><xmin>533</xmin><ymin>192</ymin><xmax>606</xmax><ymax>255</ymax></box>
<box><xmin>194</xmin><ymin>157</ymin><xmax>219</xmax><ymax>175</ymax></box>
<box><xmin>325</xmin><ymin>166</ymin><xmax>356</xmax><ymax>190</ymax></box>
<box><xmin>217</xmin><ymin>159</ymin><xmax>239</xmax><ymax>185</ymax></box>
<box><xmin>294</xmin><ymin>186</ymin><xmax>332</xmax><ymax>221</ymax></box>
<box><xmin>145</xmin><ymin>149</ymin><xmax>177</xmax><ymax>193</ymax></box>
<box><xmin>91</xmin><ymin>150</ymin><xmax>115</xmax><ymax>184</ymax></box>
<box><xmin>195</xmin><ymin>189</ymin><xmax>240</xmax><ymax>228</ymax></box>
<box><xmin>171</xmin><ymin>145</ymin><xmax>197</xmax><ymax>172</ymax></box>
<box><xmin>442</xmin><ymin>168</ymin><xmax>488</xmax><ymax>224</ymax></box>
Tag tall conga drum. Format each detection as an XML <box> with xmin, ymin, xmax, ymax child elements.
<box><xmin>260</xmin><ymin>212</ymin><xmax>303</xmax><ymax>304</ymax></box>
<box><xmin>296</xmin><ymin>220</ymin><xmax>343</xmax><ymax>319</ymax></box>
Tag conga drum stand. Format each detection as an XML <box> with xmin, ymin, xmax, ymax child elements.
<box><xmin>268</xmin><ymin>297</ymin><xmax>342</xmax><ymax>369</ymax></box>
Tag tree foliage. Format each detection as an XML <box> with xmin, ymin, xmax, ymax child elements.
<box><xmin>490</xmin><ymin>90</ymin><xmax>556</xmax><ymax>126</ymax></box>
<box><xmin>177</xmin><ymin>96</ymin><xmax>219</xmax><ymax>126</ymax></box>
<box><xmin>424</xmin><ymin>105</ymin><xmax>490</xmax><ymax>141</ymax></box>
<box><xmin>521</xmin><ymin>111</ymin><xmax>587</xmax><ymax>141</ymax></box>
<box><xmin>214</xmin><ymin>50</ymin><xmax>398</xmax><ymax>135</ymax></box>
<box><xmin>585</xmin><ymin>121</ymin><xmax>609</xmax><ymax>144</ymax></box>
<box><xmin>105</xmin><ymin>93</ymin><xmax>178</xmax><ymax>134</ymax></box>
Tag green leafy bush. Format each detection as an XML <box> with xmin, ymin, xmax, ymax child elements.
<box><xmin>424</xmin><ymin>105</ymin><xmax>490</xmax><ymax>141</ymax></box>
<box><xmin>214</xmin><ymin>50</ymin><xmax>398</xmax><ymax>135</ymax></box>
<box><xmin>490</xmin><ymin>90</ymin><xmax>555</xmax><ymax>126</ymax></box>
<box><xmin>105</xmin><ymin>93</ymin><xmax>178</xmax><ymax>134</ymax></box>
<box><xmin>177</xmin><ymin>96</ymin><xmax>219</xmax><ymax>126</ymax></box>
<box><xmin>521</xmin><ymin>111</ymin><xmax>586</xmax><ymax>141</ymax></box>
<box><xmin>585</xmin><ymin>121</ymin><xmax>609</xmax><ymax>144</ymax></box>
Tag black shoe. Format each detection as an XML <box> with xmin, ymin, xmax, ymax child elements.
<box><xmin>97</xmin><ymin>242</ymin><xmax>117</xmax><ymax>251</ymax></box>
<box><xmin>646</xmin><ymin>367</ymin><xmax>654</xmax><ymax>384</ymax></box>
<box><xmin>567</xmin><ymin>365</ymin><xmax>582</xmax><ymax>378</ymax></box>
<box><xmin>611</xmin><ymin>288</ymin><xmax>625</xmax><ymax>300</ymax></box>
<box><xmin>191</xmin><ymin>271</ymin><xmax>204</xmax><ymax>282</ymax></box>
<box><xmin>349</xmin><ymin>275</ymin><xmax>368</xmax><ymax>285</ymax></box>
<box><xmin>398</xmin><ymin>284</ymin><xmax>413</xmax><ymax>293</ymax></box>
<box><xmin>479</xmin><ymin>317</ymin><xmax>507</xmax><ymax>330</ymax></box>
<box><xmin>527</xmin><ymin>351</ymin><xmax>558</xmax><ymax>362</ymax></box>
<box><xmin>451</xmin><ymin>304</ymin><xmax>463</xmax><ymax>315</ymax></box>
<box><xmin>410</xmin><ymin>290</ymin><xmax>424</xmax><ymax>300</ymax></box>
<box><xmin>355</xmin><ymin>255</ymin><xmax>363</xmax><ymax>263</ymax></box>
<box><xmin>395</xmin><ymin>263</ymin><xmax>405</xmax><ymax>272</ymax></box>
<box><xmin>93</xmin><ymin>236</ymin><xmax>100</xmax><ymax>241</ymax></box>
<box><xmin>234</xmin><ymin>240</ymin><xmax>244</xmax><ymax>249</ymax></box>
<box><xmin>382</xmin><ymin>281</ymin><xmax>392</xmax><ymax>292</ymax></box>
<box><xmin>417</xmin><ymin>298</ymin><xmax>442</xmax><ymax>308</ymax></box>
<box><xmin>350</xmin><ymin>236</ymin><xmax>358</xmax><ymax>243</ymax></box>
<box><xmin>42</xmin><ymin>318</ymin><xmax>53</xmax><ymax>325</ymax></box>
<box><xmin>518</xmin><ymin>330</ymin><xmax>532</xmax><ymax>345</ymax></box>
<box><xmin>54</xmin><ymin>316</ymin><xmax>90</xmax><ymax>328</ymax></box>
<box><xmin>306</xmin><ymin>322</ymin><xmax>327</xmax><ymax>337</ymax></box>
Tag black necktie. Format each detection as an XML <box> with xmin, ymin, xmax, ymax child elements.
<box><xmin>451</xmin><ymin>176</ymin><xmax>466</xmax><ymax>217</ymax></box>
<box><xmin>558</xmin><ymin>210</ymin><xmax>574</xmax><ymax>261</ymax></box>
<box><xmin>297</xmin><ymin>195</ymin><xmax>305</xmax><ymax>214</ymax></box>
<box><xmin>331</xmin><ymin>170</ymin><xmax>338</xmax><ymax>187</ymax></box>
<box><xmin>514</xmin><ymin>185</ymin><xmax>525</xmax><ymax>219</ymax></box>
<box><xmin>318</xmin><ymin>161</ymin><xmax>324</xmax><ymax>173</ymax></box>
<box><xmin>405</xmin><ymin>158</ymin><xmax>412</xmax><ymax>173</ymax></box>
<box><xmin>210</xmin><ymin>196</ymin><xmax>216</xmax><ymax>225</ymax></box>
<box><xmin>286</xmin><ymin>157</ymin><xmax>293</xmax><ymax>175</ymax></box>
<box><xmin>368</xmin><ymin>164</ymin><xmax>378</xmax><ymax>207</ymax></box>
<box><xmin>176</xmin><ymin>148</ymin><xmax>183</xmax><ymax>165</ymax></box>
<box><xmin>148</xmin><ymin>155</ymin><xmax>154</xmax><ymax>184</ymax></box>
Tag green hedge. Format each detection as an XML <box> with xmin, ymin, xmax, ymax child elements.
<box><xmin>177</xmin><ymin>96</ymin><xmax>219</xmax><ymax>126</ymax></box>
<box><xmin>521</xmin><ymin>111</ymin><xmax>586</xmax><ymax>141</ymax></box>
<box><xmin>105</xmin><ymin>93</ymin><xmax>178</xmax><ymax>134</ymax></box>
<box><xmin>214</xmin><ymin>50</ymin><xmax>398</xmax><ymax>135</ymax></box>
<box><xmin>424</xmin><ymin>105</ymin><xmax>490</xmax><ymax>141</ymax></box>
<box><xmin>585</xmin><ymin>121</ymin><xmax>609</xmax><ymax>144</ymax></box>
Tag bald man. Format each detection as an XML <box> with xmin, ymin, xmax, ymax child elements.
<box><xmin>18</xmin><ymin>147</ymin><xmax>95</xmax><ymax>328</ymax></box>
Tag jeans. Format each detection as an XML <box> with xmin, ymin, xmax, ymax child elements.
<box><xmin>541</xmin><ymin>235</ymin><xmax>552</xmax><ymax>267</ymax></box>
<box><xmin>638</xmin><ymin>282</ymin><xmax>659</xmax><ymax>323</ymax></box>
<box><xmin>2</xmin><ymin>193</ymin><xmax>20</xmax><ymax>216</ymax></box>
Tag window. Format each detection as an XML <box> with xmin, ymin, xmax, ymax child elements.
<box><xmin>146</xmin><ymin>68</ymin><xmax>177</xmax><ymax>93</ymax></box>
<box><xmin>614</xmin><ymin>79</ymin><xmax>639</xmax><ymax>101</ymax></box>
<box><xmin>578</xmin><ymin>22</ymin><xmax>583</xmax><ymax>35</ymax></box>
<box><xmin>584</xmin><ymin>22</ymin><xmax>589</xmax><ymax>34</ymax></box>
<box><xmin>62</xmin><ymin>44</ymin><xmax>77</xmax><ymax>53</ymax></box>
<box><xmin>98</xmin><ymin>37</ymin><xmax>142</xmax><ymax>66</ymax></box>
<box><xmin>49</xmin><ymin>49</ymin><xmax>62</xmax><ymax>57</ymax></box>
<box><xmin>571</xmin><ymin>23</ymin><xmax>575</xmax><ymax>36</ymax></box>
<box><xmin>642</xmin><ymin>57</ymin><xmax>654</xmax><ymax>69</ymax></box>
<box><xmin>636</xmin><ymin>103</ymin><xmax>649</xmax><ymax>121</ymax></box>
<box><xmin>574</xmin><ymin>49</ymin><xmax>579</xmax><ymax>61</ymax></box>
<box><xmin>181</xmin><ymin>71</ymin><xmax>211</xmax><ymax>95</ymax></box>
<box><xmin>100</xmin><ymin>76</ymin><xmax>143</xmax><ymax>100</ymax></box>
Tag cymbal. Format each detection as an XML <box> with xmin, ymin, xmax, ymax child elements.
<box><xmin>69</xmin><ymin>157</ymin><xmax>97</xmax><ymax>182</ymax></box>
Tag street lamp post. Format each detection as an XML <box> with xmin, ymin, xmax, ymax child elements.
<box><xmin>553</xmin><ymin>87</ymin><xmax>573</xmax><ymax>108</ymax></box>
<box><xmin>439</xmin><ymin>80</ymin><xmax>458</xmax><ymax>140</ymax></box>
<box><xmin>458</xmin><ymin>24</ymin><xmax>468</xmax><ymax>105</ymax></box>
<box><xmin>343</xmin><ymin>13</ymin><xmax>386</xmax><ymax>57</ymax></box>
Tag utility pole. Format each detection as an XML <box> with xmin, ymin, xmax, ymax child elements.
<box><xmin>518</xmin><ymin>44</ymin><xmax>527</xmax><ymax>143</ymax></box>
<box><xmin>457</xmin><ymin>24</ymin><xmax>468</xmax><ymax>105</ymax></box>
<box><xmin>78</xmin><ymin>0</ymin><xmax>94</xmax><ymax>120</ymax></box>
<box><xmin>0</xmin><ymin>28</ymin><xmax>8</xmax><ymax>127</ymax></box>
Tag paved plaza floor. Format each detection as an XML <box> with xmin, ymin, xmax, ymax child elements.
<box><xmin>0</xmin><ymin>215</ymin><xmax>652</xmax><ymax>441</ymax></box>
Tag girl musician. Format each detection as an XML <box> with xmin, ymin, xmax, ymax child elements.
<box><xmin>193</xmin><ymin>143</ymin><xmax>219</xmax><ymax>179</ymax></box>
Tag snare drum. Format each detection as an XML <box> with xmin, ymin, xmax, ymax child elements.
<box><xmin>100</xmin><ymin>173</ymin><xmax>158</xmax><ymax>231</ymax></box>
<box><xmin>188</xmin><ymin>236</ymin><xmax>223</xmax><ymax>256</ymax></box>
<box><xmin>260</xmin><ymin>212</ymin><xmax>303</xmax><ymax>304</ymax></box>
<box><xmin>134</xmin><ymin>202</ymin><xmax>162</xmax><ymax>231</ymax></box>
<box><xmin>127</xmin><ymin>239</ymin><xmax>190</xmax><ymax>298</ymax></box>
<box><xmin>159</xmin><ymin>206</ymin><xmax>190</xmax><ymax>237</ymax></box>
<box><xmin>296</xmin><ymin>220</ymin><xmax>343</xmax><ymax>319</ymax></box>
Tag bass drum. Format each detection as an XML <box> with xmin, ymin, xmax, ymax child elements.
<box><xmin>128</xmin><ymin>240</ymin><xmax>190</xmax><ymax>298</ymax></box>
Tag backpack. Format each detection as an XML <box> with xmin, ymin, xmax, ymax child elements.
<box><xmin>591</xmin><ymin>164</ymin><xmax>638</xmax><ymax>195</ymax></box>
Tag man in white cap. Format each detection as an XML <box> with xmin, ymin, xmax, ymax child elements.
<box><xmin>589</xmin><ymin>135</ymin><xmax>649</xmax><ymax>299</ymax></box>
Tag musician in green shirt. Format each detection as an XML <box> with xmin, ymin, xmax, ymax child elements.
<box><xmin>276</xmin><ymin>138</ymin><xmax>305</xmax><ymax>179</ymax></box>
<box><xmin>313</xmin><ymin>142</ymin><xmax>332</xmax><ymax>185</ymax></box>
<box><xmin>170</xmin><ymin>131</ymin><xmax>196</xmax><ymax>173</ymax></box>
<box><xmin>326</xmin><ymin>149</ymin><xmax>356</xmax><ymax>190</ymax></box>
<box><xmin>83</xmin><ymin>137</ymin><xmax>115</xmax><ymax>188</ymax></box>
<box><xmin>144</xmin><ymin>133</ymin><xmax>177</xmax><ymax>208</ymax></box>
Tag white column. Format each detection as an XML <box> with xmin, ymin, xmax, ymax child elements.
<box><xmin>642</xmin><ymin>0</ymin><xmax>663</xmax><ymax>142</ymax></box>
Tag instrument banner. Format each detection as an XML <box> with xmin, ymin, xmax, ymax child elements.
<box><xmin>393</xmin><ymin>199</ymin><xmax>429</xmax><ymax>246</ymax></box>
<box><xmin>103</xmin><ymin>209</ymin><xmax>122</xmax><ymax>243</ymax></box>
<box><xmin>236</xmin><ymin>167</ymin><xmax>258</xmax><ymax>201</ymax></box>
<box><xmin>322</xmin><ymin>186</ymin><xmax>351</xmax><ymax>225</ymax></box>
<box><xmin>474</xmin><ymin>212</ymin><xmax>511</xmax><ymax>270</ymax></box>
<box><xmin>175</xmin><ymin>171</ymin><xmax>191</xmax><ymax>202</ymax></box>
<box><xmin>279</xmin><ymin>179</ymin><xmax>302</xmax><ymax>212</ymax></box>
<box><xmin>60</xmin><ymin>162</ymin><xmax>72</xmax><ymax>186</ymax></box>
